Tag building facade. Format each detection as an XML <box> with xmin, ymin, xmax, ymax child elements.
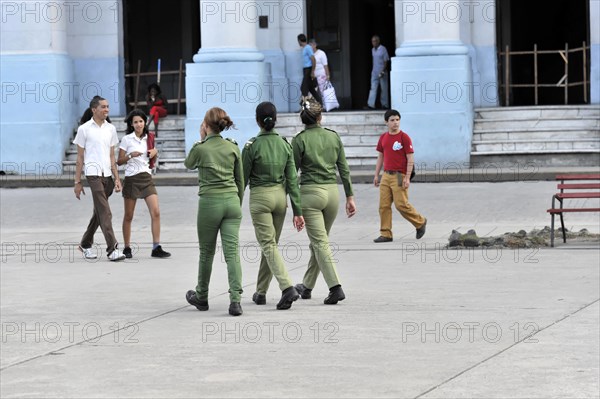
<box><xmin>1</xmin><ymin>0</ymin><xmax>598</xmax><ymax>173</ymax></box>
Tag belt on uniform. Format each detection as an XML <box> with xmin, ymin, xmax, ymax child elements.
<box><xmin>384</xmin><ymin>170</ymin><xmax>403</xmax><ymax>175</ymax></box>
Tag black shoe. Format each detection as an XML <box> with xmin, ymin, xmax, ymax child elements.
<box><xmin>276</xmin><ymin>287</ymin><xmax>300</xmax><ymax>310</ymax></box>
<box><xmin>416</xmin><ymin>219</ymin><xmax>427</xmax><ymax>239</ymax></box>
<box><xmin>151</xmin><ymin>245</ymin><xmax>171</xmax><ymax>258</ymax></box>
<box><xmin>295</xmin><ymin>283</ymin><xmax>312</xmax><ymax>299</ymax></box>
<box><xmin>123</xmin><ymin>246</ymin><xmax>132</xmax><ymax>259</ymax></box>
<box><xmin>186</xmin><ymin>290</ymin><xmax>208</xmax><ymax>311</ymax></box>
<box><xmin>373</xmin><ymin>236</ymin><xmax>393</xmax><ymax>243</ymax></box>
<box><xmin>324</xmin><ymin>285</ymin><xmax>345</xmax><ymax>305</ymax></box>
<box><xmin>252</xmin><ymin>292</ymin><xmax>266</xmax><ymax>305</ymax></box>
<box><xmin>229</xmin><ymin>302</ymin><xmax>243</xmax><ymax>316</ymax></box>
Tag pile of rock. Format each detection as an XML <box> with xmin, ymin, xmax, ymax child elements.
<box><xmin>447</xmin><ymin>227</ymin><xmax>599</xmax><ymax>248</ymax></box>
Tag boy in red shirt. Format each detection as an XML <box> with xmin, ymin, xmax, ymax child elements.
<box><xmin>373</xmin><ymin>110</ymin><xmax>426</xmax><ymax>242</ymax></box>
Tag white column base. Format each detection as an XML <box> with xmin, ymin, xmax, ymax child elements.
<box><xmin>391</xmin><ymin>46</ymin><xmax>474</xmax><ymax>166</ymax></box>
<box><xmin>185</xmin><ymin>61</ymin><xmax>272</xmax><ymax>152</ymax></box>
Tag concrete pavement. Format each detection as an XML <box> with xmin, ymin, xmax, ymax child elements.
<box><xmin>1</xmin><ymin>181</ymin><xmax>599</xmax><ymax>398</ymax></box>
<box><xmin>2</xmin><ymin>165</ymin><xmax>600</xmax><ymax>187</ymax></box>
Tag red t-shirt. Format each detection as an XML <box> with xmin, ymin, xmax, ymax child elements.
<box><xmin>376</xmin><ymin>131</ymin><xmax>414</xmax><ymax>173</ymax></box>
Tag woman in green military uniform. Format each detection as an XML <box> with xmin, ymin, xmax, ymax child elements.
<box><xmin>184</xmin><ymin>107</ymin><xmax>245</xmax><ymax>316</ymax></box>
<box><xmin>242</xmin><ymin>102</ymin><xmax>305</xmax><ymax>310</ymax></box>
<box><xmin>292</xmin><ymin>98</ymin><xmax>357</xmax><ymax>304</ymax></box>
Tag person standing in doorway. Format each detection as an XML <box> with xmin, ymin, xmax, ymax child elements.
<box><xmin>184</xmin><ymin>108</ymin><xmax>245</xmax><ymax>317</ymax></box>
<box><xmin>298</xmin><ymin>34</ymin><xmax>322</xmax><ymax>105</ymax></box>
<box><xmin>373</xmin><ymin>110</ymin><xmax>427</xmax><ymax>243</ymax></box>
<box><xmin>117</xmin><ymin>109</ymin><xmax>170</xmax><ymax>259</ymax></box>
<box><xmin>366</xmin><ymin>35</ymin><xmax>390</xmax><ymax>110</ymax></box>
<box><xmin>292</xmin><ymin>97</ymin><xmax>357</xmax><ymax>305</ymax></box>
<box><xmin>242</xmin><ymin>102</ymin><xmax>305</xmax><ymax>310</ymax></box>
<box><xmin>73</xmin><ymin>96</ymin><xmax>126</xmax><ymax>261</ymax></box>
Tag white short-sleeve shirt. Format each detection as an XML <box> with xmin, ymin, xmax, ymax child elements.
<box><xmin>119</xmin><ymin>133</ymin><xmax>152</xmax><ymax>177</ymax></box>
<box><xmin>314</xmin><ymin>49</ymin><xmax>328</xmax><ymax>78</ymax></box>
<box><xmin>73</xmin><ymin>118</ymin><xmax>119</xmax><ymax>177</ymax></box>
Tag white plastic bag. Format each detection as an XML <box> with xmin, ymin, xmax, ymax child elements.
<box><xmin>321</xmin><ymin>80</ymin><xmax>339</xmax><ymax>112</ymax></box>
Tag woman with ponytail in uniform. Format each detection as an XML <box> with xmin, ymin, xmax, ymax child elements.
<box><xmin>292</xmin><ymin>97</ymin><xmax>357</xmax><ymax>305</ymax></box>
<box><xmin>242</xmin><ymin>102</ymin><xmax>305</xmax><ymax>310</ymax></box>
<box><xmin>184</xmin><ymin>108</ymin><xmax>245</xmax><ymax>316</ymax></box>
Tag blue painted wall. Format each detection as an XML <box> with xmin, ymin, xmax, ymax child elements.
<box><xmin>1</xmin><ymin>54</ymin><xmax>77</xmax><ymax>175</ymax></box>
<box><xmin>185</xmin><ymin>60</ymin><xmax>272</xmax><ymax>153</ymax></box>
<box><xmin>469</xmin><ymin>45</ymin><xmax>499</xmax><ymax>108</ymax></box>
<box><xmin>283</xmin><ymin>49</ymin><xmax>303</xmax><ymax>113</ymax></box>
<box><xmin>72</xmin><ymin>57</ymin><xmax>126</xmax><ymax>117</ymax></box>
<box><xmin>261</xmin><ymin>49</ymin><xmax>291</xmax><ymax>113</ymax></box>
<box><xmin>391</xmin><ymin>45</ymin><xmax>474</xmax><ymax>168</ymax></box>
<box><xmin>591</xmin><ymin>44</ymin><xmax>599</xmax><ymax>105</ymax></box>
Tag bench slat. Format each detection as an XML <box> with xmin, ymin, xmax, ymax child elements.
<box><xmin>547</xmin><ymin>208</ymin><xmax>600</xmax><ymax>213</ymax></box>
<box><xmin>556</xmin><ymin>192</ymin><xmax>600</xmax><ymax>199</ymax></box>
<box><xmin>557</xmin><ymin>183</ymin><xmax>600</xmax><ymax>190</ymax></box>
<box><xmin>555</xmin><ymin>174</ymin><xmax>600</xmax><ymax>180</ymax></box>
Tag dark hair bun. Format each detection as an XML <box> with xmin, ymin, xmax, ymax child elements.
<box><xmin>218</xmin><ymin>117</ymin><xmax>233</xmax><ymax>132</ymax></box>
<box><xmin>263</xmin><ymin>118</ymin><xmax>276</xmax><ymax>131</ymax></box>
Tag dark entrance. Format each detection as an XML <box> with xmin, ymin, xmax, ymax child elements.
<box><xmin>123</xmin><ymin>1</ymin><xmax>200</xmax><ymax>114</ymax></box>
<box><xmin>307</xmin><ymin>0</ymin><xmax>395</xmax><ymax>109</ymax></box>
<box><xmin>496</xmin><ymin>0</ymin><xmax>590</xmax><ymax>106</ymax></box>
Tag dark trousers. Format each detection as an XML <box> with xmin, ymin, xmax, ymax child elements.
<box><xmin>80</xmin><ymin>176</ymin><xmax>118</xmax><ymax>253</ymax></box>
<box><xmin>301</xmin><ymin>67</ymin><xmax>322</xmax><ymax>104</ymax></box>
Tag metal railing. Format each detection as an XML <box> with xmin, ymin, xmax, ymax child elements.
<box><xmin>124</xmin><ymin>59</ymin><xmax>186</xmax><ymax>115</ymax></box>
<box><xmin>499</xmin><ymin>42</ymin><xmax>590</xmax><ymax>106</ymax></box>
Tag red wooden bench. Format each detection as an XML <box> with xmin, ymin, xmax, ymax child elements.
<box><xmin>547</xmin><ymin>174</ymin><xmax>600</xmax><ymax>247</ymax></box>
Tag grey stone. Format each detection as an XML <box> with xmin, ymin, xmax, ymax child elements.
<box><xmin>449</xmin><ymin>230</ymin><xmax>462</xmax><ymax>247</ymax></box>
<box><xmin>463</xmin><ymin>236</ymin><xmax>480</xmax><ymax>247</ymax></box>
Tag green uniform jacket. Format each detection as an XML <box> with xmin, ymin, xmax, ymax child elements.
<box><xmin>184</xmin><ymin>133</ymin><xmax>244</xmax><ymax>203</ymax></box>
<box><xmin>291</xmin><ymin>124</ymin><xmax>354</xmax><ymax>197</ymax></box>
<box><xmin>242</xmin><ymin>129</ymin><xmax>302</xmax><ymax>216</ymax></box>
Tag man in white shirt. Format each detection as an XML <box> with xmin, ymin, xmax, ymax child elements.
<box><xmin>73</xmin><ymin>96</ymin><xmax>126</xmax><ymax>261</ymax></box>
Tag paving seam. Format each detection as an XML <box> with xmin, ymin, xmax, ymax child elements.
<box><xmin>1</xmin><ymin>261</ymin><xmax>597</xmax><ymax>373</ymax></box>
<box><xmin>0</xmin><ymin>263</ymin><xmax>311</xmax><ymax>372</ymax></box>
<box><xmin>414</xmin><ymin>298</ymin><xmax>600</xmax><ymax>399</ymax></box>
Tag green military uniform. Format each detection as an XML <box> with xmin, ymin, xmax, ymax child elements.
<box><xmin>242</xmin><ymin>129</ymin><xmax>302</xmax><ymax>295</ymax></box>
<box><xmin>291</xmin><ymin>124</ymin><xmax>353</xmax><ymax>290</ymax></box>
<box><xmin>184</xmin><ymin>133</ymin><xmax>245</xmax><ymax>303</ymax></box>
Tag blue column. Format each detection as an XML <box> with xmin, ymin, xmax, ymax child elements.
<box><xmin>392</xmin><ymin>0</ymin><xmax>474</xmax><ymax>167</ymax></box>
<box><xmin>185</xmin><ymin>1</ymin><xmax>271</xmax><ymax>152</ymax></box>
<box><xmin>0</xmin><ymin>3</ymin><xmax>75</xmax><ymax>175</ymax></box>
<box><xmin>392</xmin><ymin>43</ymin><xmax>474</xmax><ymax>168</ymax></box>
<box><xmin>590</xmin><ymin>0</ymin><xmax>599</xmax><ymax>105</ymax></box>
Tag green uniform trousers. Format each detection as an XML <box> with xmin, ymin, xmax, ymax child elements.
<box><xmin>300</xmin><ymin>184</ymin><xmax>341</xmax><ymax>289</ymax></box>
<box><xmin>195</xmin><ymin>193</ymin><xmax>243</xmax><ymax>302</ymax></box>
<box><xmin>250</xmin><ymin>185</ymin><xmax>294</xmax><ymax>294</ymax></box>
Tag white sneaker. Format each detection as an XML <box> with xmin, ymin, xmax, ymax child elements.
<box><xmin>108</xmin><ymin>249</ymin><xmax>126</xmax><ymax>262</ymax></box>
<box><xmin>78</xmin><ymin>245</ymin><xmax>97</xmax><ymax>259</ymax></box>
